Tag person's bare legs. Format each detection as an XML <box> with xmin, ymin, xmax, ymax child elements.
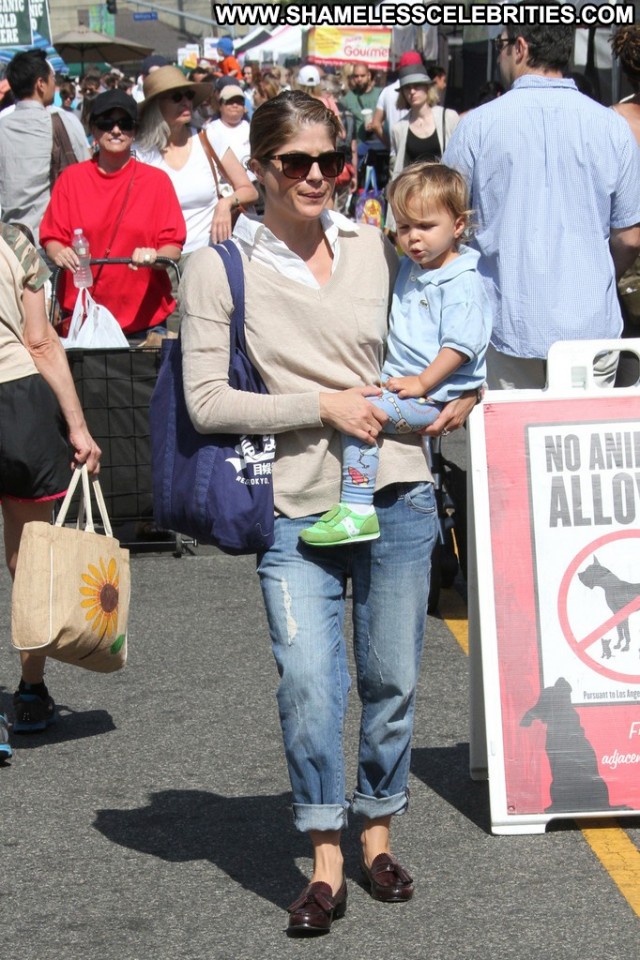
<box><xmin>361</xmin><ymin>814</ymin><xmax>392</xmax><ymax>867</ymax></box>
<box><xmin>3</xmin><ymin>498</ymin><xmax>53</xmax><ymax>685</ymax></box>
<box><xmin>308</xmin><ymin>830</ymin><xmax>344</xmax><ymax>895</ymax></box>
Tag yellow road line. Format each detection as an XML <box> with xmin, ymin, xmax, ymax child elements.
<box><xmin>438</xmin><ymin>587</ymin><xmax>640</xmax><ymax>917</ymax></box>
<box><xmin>582</xmin><ymin>822</ymin><xmax>640</xmax><ymax>917</ymax></box>
<box><xmin>439</xmin><ymin>587</ymin><xmax>469</xmax><ymax>655</ymax></box>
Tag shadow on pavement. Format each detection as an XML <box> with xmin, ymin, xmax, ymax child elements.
<box><xmin>8</xmin><ymin>706</ymin><xmax>116</xmax><ymax>748</ymax></box>
<box><xmin>411</xmin><ymin>742</ymin><xmax>490</xmax><ymax>833</ymax></box>
<box><xmin>93</xmin><ymin>788</ymin><xmax>321</xmax><ymax>909</ymax></box>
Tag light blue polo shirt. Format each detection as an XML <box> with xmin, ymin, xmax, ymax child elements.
<box><xmin>382</xmin><ymin>244</ymin><xmax>491</xmax><ymax>402</ymax></box>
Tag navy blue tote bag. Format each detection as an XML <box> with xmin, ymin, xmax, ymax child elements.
<box><xmin>149</xmin><ymin>240</ymin><xmax>275</xmax><ymax>554</ymax></box>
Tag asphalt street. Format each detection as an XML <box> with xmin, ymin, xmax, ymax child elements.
<box><xmin>1</xmin><ymin>434</ymin><xmax>638</xmax><ymax>960</ymax></box>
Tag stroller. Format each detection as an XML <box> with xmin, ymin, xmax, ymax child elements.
<box><xmin>427</xmin><ymin>436</ymin><xmax>468</xmax><ymax>614</ymax></box>
<box><xmin>49</xmin><ymin>258</ymin><xmax>193</xmax><ymax>555</ymax></box>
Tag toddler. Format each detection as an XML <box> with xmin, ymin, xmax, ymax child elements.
<box><xmin>301</xmin><ymin>162</ymin><xmax>491</xmax><ymax>546</ymax></box>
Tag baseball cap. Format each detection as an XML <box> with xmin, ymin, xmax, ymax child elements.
<box><xmin>297</xmin><ymin>65</ymin><xmax>321</xmax><ymax>87</ymax></box>
<box><xmin>141</xmin><ymin>54</ymin><xmax>169</xmax><ymax>77</ymax></box>
<box><xmin>219</xmin><ymin>84</ymin><xmax>245</xmax><ymax>102</ymax></box>
<box><xmin>217</xmin><ymin>37</ymin><xmax>234</xmax><ymax>57</ymax></box>
<box><xmin>89</xmin><ymin>88</ymin><xmax>138</xmax><ymax>121</ymax></box>
<box><xmin>215</xmin><ymin>75</ymin><xmax>240</xmax><ymax>92</ymax></box>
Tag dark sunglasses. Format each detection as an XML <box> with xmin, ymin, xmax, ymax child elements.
<box><xmin>493</xmin><ymin>37</ymin><xmax>515</xmax><ymax>53</ymax></box>
<box><xmin>265</xmin><ymin>151</ymin><xmax>345</xmax><ymax>180</ymax></box>
<box><xmin>165</xmin><ymin>88</ymin><xmax>196</xmax><ymax>103</ymax></box>
<box><xmin>94</xmin><ymin>115</ymin><xmax>136</xmax><ymax>132</ymax></box>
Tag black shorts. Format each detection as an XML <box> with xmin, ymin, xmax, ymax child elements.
<box><xmin>0</xmin><ymin>374</ymin><xmax>72</xmax><ymax>501</ymax></box>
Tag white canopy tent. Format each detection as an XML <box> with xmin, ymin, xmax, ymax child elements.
<box><xmin>239</xmin><ymin>25</ymin><xmax>305</xmax><ymax>64</ymax></box>
<box><xmin>234</xmin><ymin>26</ymin><xmax>272</xmax><ymax>57</ymax></box>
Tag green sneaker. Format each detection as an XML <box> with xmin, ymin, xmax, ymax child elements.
<box><xmin>300</xmin><ymin>504</ymin><xmax>380</xmax><ymax>546</ymax></box>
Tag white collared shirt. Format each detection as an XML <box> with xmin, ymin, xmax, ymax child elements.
<box><xmin>232</xmin><ymin>209</ymin><xmax>359</xmax><ymax>289</ymax></box>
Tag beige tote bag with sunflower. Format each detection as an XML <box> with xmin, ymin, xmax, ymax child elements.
<box><xmin>12</xmin><ymin>465</ymin><xmax>129</xmax><ymax>673</ymax></box>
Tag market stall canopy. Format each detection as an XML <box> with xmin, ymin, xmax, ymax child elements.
<box><xmin>239</xmin><ymin>25</ymin><xmax>305</xmax><ymax>63</ymax></box>
<box><xmin>53</xmin><ymin>26</ymin><xmax>153</xmax><ymax>70</ymax></box>
<box><xmin>234</xmin><ymin>27</ymin><xmax>273</xmax><ymax>57</ymax></box>
<box><xmin>0</xmin><ymin>31</ymin><xmax>67</xmax><ymax>74</ymax></box>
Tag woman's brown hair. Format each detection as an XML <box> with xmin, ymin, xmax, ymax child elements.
<box><xmin>250</xmin><ymin>90</ymin><xmax>340</xmax><ymax>162</ymax></box>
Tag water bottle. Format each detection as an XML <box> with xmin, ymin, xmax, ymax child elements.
<box><xmin>71</xmin><ymin>228</ymin><xmax>92</xmax><ymax>289</ymax></box>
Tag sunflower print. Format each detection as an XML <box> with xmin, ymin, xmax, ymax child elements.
<box><xmin>80</xmin><ymin>558</ymin><xmax>120</xmax><ymax>639</ymax></box>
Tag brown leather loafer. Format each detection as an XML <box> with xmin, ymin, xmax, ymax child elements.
<box><xmin>287</xmin><ymin>880</ymin><xmax>347</xmax><ymax>936</ymax></box>
<box><xmin>361</xmin><ymin>853</ymin><xmax>414</xmax><ymax>902</ymax></box>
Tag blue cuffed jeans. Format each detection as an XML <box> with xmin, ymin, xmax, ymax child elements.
<box><xmin>257</xmin><ymin>481</ymin><xmax>437</xmax><ymax>833</ymax></box>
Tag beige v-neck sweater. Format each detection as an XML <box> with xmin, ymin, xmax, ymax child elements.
<box><xmin>180</xmin><ymin>224</ymin><xmax>432</xmax><ymax>519</ymax></box>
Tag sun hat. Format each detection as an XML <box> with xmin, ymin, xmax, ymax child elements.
<box><xmin>398</xmin><ymin>51</ymin><xmax>423</xmax><ymax>68</ymax></box>
<box><xmin>89</xmin><ymin>89</ymin><xmax>138</xmax><ymax>122</ymax></box>
<box><xmin>138</xmin><ymin>65</ymin><xmax>212</xmax><ymax>116</ymax></box>
<box><xmin>297</xmin><ymin>64</ymin><xmax>321</xmax><ymax>87</ymax></box>
<box><xmin>397</xmin><ymin>63</ymin><xmax>435</xmax><ymax>89</ymax></box>
<box><xmin>218</xmin><ymin>84</ymin><xmax>245</xmax><ymax>102</ymax></box>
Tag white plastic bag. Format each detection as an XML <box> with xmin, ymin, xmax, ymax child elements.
<box><xmin>61</xmin><ymin>289</ymin><xmax>129</xmax><ymax>350</ymax></box>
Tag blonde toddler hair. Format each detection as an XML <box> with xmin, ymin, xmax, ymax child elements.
<box><xmin>388</xmin><ymin>161</ymin><xmax>473</xmax><ymax>238</ymax></box>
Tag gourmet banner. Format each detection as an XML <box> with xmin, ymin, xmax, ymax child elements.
<box><xmin>478</xmin><ymin>395</ymin><xmax>640</xmax><ymax>820</ymax></box>
<box><xmin>307</xmin><ymin>25</ymin><xmax>392</xmax><ymax>69</ymax></box>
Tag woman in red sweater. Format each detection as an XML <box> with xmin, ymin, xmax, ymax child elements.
<box><xmin>40</xmin><ymin>89</ymin><xmax>186</xmax><ymax>337</ymax></box>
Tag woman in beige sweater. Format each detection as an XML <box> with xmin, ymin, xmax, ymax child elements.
<box><xmin>180</xmin><ymin>91</ymin><xmax>474</xmax><ymax>936</ymax></box>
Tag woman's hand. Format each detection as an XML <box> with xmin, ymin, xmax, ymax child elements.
<box><xmin>69</xmin><ymin>427</ymin><xmax>101</xmax><ymax>475</ymax></box>
<box><xmin>52</xmin><ymin>245</ymin><xmax>80</xmax><ymax>273</ymax></box>
<box><xmin>422</xmin><ymin>392</ymin><xmax>478</xmax><ymax>438</ymax></box>
<box><xmin>211</xmin><ymin>198</ymin><xmax>234</xmax><ymax>243</ymax></box>
<box><xmin>130</xmin><ymin>247</ymin><xmax>157</xmax><ymax>270</ymax></box>
<box><xmin>319</xmin><ymin>386</ymin><xmax>387</xmax><ymax>442</ymax></box>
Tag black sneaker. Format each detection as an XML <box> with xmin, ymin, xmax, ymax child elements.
<box><xmin>13</xmin><ymin>683</ymin><xmax>57</xmax><ymax>733</ymax></box>
<box><xmin>0</xmin><ymin>713</ymin><xmax>12</xmax><ymax>761</ymax></box>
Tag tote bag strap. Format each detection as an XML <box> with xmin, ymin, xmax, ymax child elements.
<box><xmin>211</xmin><ymin>239</ymin><xmax>247</xmax><ymax>368</ymax></box>
<box><xmin>55</xmin><ymin>464</ymin><xmax>113</xmax><ymax>536</ymax></box>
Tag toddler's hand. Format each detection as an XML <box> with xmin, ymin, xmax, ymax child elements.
<box><xmin>384</xmin><ymin>375</ymin><xmax>425</xmax><ymax>399</ymax></box>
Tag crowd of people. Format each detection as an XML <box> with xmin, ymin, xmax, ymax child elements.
<box><xmin>0</xmin><ymin>22</ymin><xmax>639</xmax><ymax>940</ymax></box>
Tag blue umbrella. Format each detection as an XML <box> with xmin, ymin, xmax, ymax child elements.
<box><xmin>0</xmin><ymin>31</ymin><xmax>68</xmax><ymax>75</ymax></box>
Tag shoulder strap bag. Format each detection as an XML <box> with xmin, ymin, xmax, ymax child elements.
<box><xmin>50</xmin><ymin>112</ymin><xmax>78</xmax><ymax>188</ymax></box>
<box><xmin>198</xmin><ymin>129</ymin><xmax>247</xmax><ymax>221</ymax></box>
<box><xmin>149</xmin><ymin>239</ymin><xmax>275</xmax><ymax>554</ymax></box>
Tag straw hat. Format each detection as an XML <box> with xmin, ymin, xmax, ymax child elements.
<box><xmin>138</xmin><ymin>65</ymin><xmax>212</xmax><ymax>116</ymax></box>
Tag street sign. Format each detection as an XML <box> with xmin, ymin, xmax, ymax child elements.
<box><xmin>469</xmin><ymin>339</ymin><xmax>640</xmax><ymax>834</ymax></box>
<box><xmin>133</xmin><ymin>11</ymin><xmax>158</xmax><ymax>21</ymax></box>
